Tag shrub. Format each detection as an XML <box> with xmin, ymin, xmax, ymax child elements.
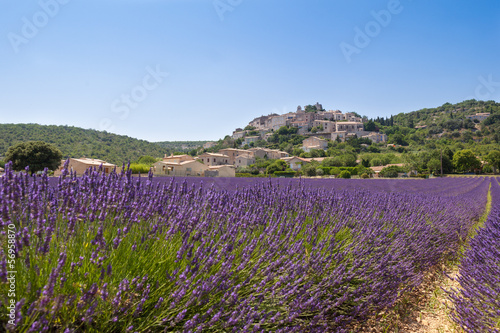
<box><xmin>128</xmin><ymin>163</ymin><xmax>150</xmax><ymax>174</ymax></box>
<box><xmin>330</xmin><ymin>167</ymin><xmax>341</xmax><ymax>175</ymax></box>
<box><xmin>482</xmin><ymin>164</ymin><xmax>493</xmax><ymax>174</ymax></box>
<box><xmin>316</xmin><ymin>168</ymin><xmax>324</xmax><ymax>176</ymax></box>
<box><xmin>136</xmin><ymin>155</ymin><xmax>157</xmax><ymax>165</ymax></box>
<box><xmin>5</xmin><ymin>141</ymin><xmax>63</xmax><ymax>173</ymax></box>
<box><xmin>274</xmin><ymin>171</ymin><xmax>296</xmax><ymax>178</ymax></box>
<box><xmin>236</xmin><ymin>173</ymin><xmax>272</xmax><ymax>178</ymax></box>
<box><xmin>338</xmin><ymin>170</ymin><xmax>351</xmax><ymax>179</ymax></box>
<box><xmin>360</xmin><ymin>173</ymin><xmax>370</xmax><ymax>179</ymax></box>
<box><xmin>379</xmin><ymin>165</ymin><xmax>405</xmax><ymax>178</ymax></box>
<box><xmin>133</xmin><ymin>164</ymin><xmax>150</xmax><ymax>173</ymax></box>
<box><xmin>305</xmin><ymin>167</ymin><xmax>316</xmax><ymax>177</ymax></box>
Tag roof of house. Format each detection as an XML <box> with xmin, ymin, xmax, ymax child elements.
<box><xmin>208</xmin><ymin>165</ymin><xmax>235</xmax><ymax>169</ymax></box>
<box><xmin>281</xmin><ymin>156</ymin><xmax>310</xmax><ymax>163</ymax></box>
<box><xmin>336</xmin><ymin>121</ymin><xmax>363</xmax><ymax>125</ymax></box>
<box><xmin>362</xmin><ymin>132</ymin><xmax>386</xmax><ymax>137</ymax></box>
<box><xmin>166</xmin><ymin>154</ymin><xmax>190</xmax><ymax>157</ymax></box>
<box><xmin>199</xmin><ymin>153</ymin><xmax>230</xmax><ymax>158</ymax></box>
<box><xmin>219</xmin><ymin>148</ymin><xmax>249</xmax><ymax>152</ymax></box>
<box><xmin>304</xmin><ymin>136</ymin><xmax>327</xmax><ymax>143</ymax></box>
<box><xmin>235</xmin><ymin>154</ymin><xmax>254</xmax><ymax>159</ymax></box>
<box><xmin>71</xmin><ymin>158</ymin><xmax>116</xmax><ymax>167</ymax></box>
<box><xmin>156</xmin><ymin>160</ymin><xmax>203</xmax><ymax>167</ymax></box>
<box><xmin>304</xmin><ymin>157</ymin><xmax>326</xmax><ymax>162</ymax></box>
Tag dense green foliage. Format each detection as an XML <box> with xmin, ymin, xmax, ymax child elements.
<box><xmin>0</xmin><ymin>124</ymin><xmax>168</xmax><ymax>165</ymax></box>
<box><xmin>379</xmin><ymin>165</ymin><xmax>406</xmax><ymax>178</ymax></box>
<box><xmin>5</xmin><ymin>141</ymin><xmax>62</xmax><ymax>173</ymax></box>
<box><xmin>127</xmin><ymin>164</ymin><xmax>151</xmax><ymax>174</ymax></box>
<box><xmin>452</xmin><ymin>150</ymin><xmax>482</xmax><ymax>173</ymax></box>
<box><xmin>154</xmin><ymin>141</ymin><xmax>208</xmax><ymax>152</ymax></box>
<box><xmin>338</xmin><ymin>170</ymin><xmax>351</xmax><ymax>179</ymax></box>
<box><xmin>383</xmin><ymin>100</ymin><xmax>500</xmax><ymax>146</ymax></box>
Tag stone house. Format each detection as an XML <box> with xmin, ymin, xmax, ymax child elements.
<box><xmin>205</xmin><ymin>165</ymin><xmax>236</xmax><ymax>177</ymax></box>
<box><xmin>466</xmin><ymin>113</ymin><xmax>490</xmax><ymax>122</ymax></box>
<box><xmin>302</xmin><ymin>136</ymin><xmax>328</xmax><ymax>152</ymax></box>
<box><xmin>312</xmin><ymin>120</ymin><xmax>336</xmax><ymax>133</ymax></box>
<box><xmin>218</xmin><ymin>148</ymin><xmax>253</xmax><ymax>165</ymax></box>
<box><xmin>362</xmin><ymin>132</ymin><xmax>388</xmax><ymax>143</ymax></box>
<box><xmin>281</xmin><ymin>156</ymin><xmax>310</xmax><ymax>171</ymax></box>
<box><xmin>197</xmin><ymin>153</ymin><xmax>230</xmax><ymax>166</ymax></box>
<box><xmin>242</xmin><ymin>136</ymin><xmax>259</xmax><ymax>146</ymax></box>
<box><xmin>54</xmin><ymin>158</ymin><xmax>117</xmax><ymax>176</ymax></box>
<box><xmin>162</xmin><ymin>154</ymin><xmax>194</xmax><ymax>163</ymax></box>
<box><xmin>234</xmin><ymin>155</ymin><xmax>256</xmax><ymax>168</ymax></box>
<box><xmin>232</xmin><ymin>131</ymin><xmax>246</xmax><ymax>139</ymax></box>
<box><xmin>153</xmin><ymin>160</ymin><xmax>207</xmax><ymax>177</ymax></box>
<box><xmin>335</xmin><ymin>122</ymin><xmax>364</xmax><ymax>133</ymax></box>
<box><xmin>203</xmin><ymin>142</ymin><xmax>217</xmax><ymax>149</ymax></box>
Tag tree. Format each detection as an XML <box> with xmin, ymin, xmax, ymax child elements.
<box><xmin>379</xmin><ymin>165</ymin><xmax>404</xmax><ymax>178</ymax></box>
<box><xmin>136</xmin><ymin>155</ymin><xmax>157</xmax><ymax>165</ymax></box>
<box><xmin>302</xmin><ymin>160</ymin><xmax>320</xmax><ymax>176</ymax></box>
<box><xmin>5</xmin><ymin>141</ymin><xmax>63</xmax><ymax>173</ymax></box>
<box><xmin>364</xmin><ymin>120</ymin><xmax>376</xmax><ymax>131</ymax></box>
<box><xmin>485</xmin><ymin>150</ymin><xmax>500</xmax><ymax>173</ymax></box>
<box><xmin>452</xmin><ymin>149</ymin><xmax>481</xmax><ymax>173</ymax></box>
<box><xmin>277</xmin><ymin>126</ymin><xmax>289</xmax><ymax>136</ymax></box>
<box><xmin>266</xmin><ymin>160</ymin><xmax>287</xmax><ymax>174</ymax></box>
<box><xmin>427</xmin><ymin>158</ymin><xmax>441</xmax><ymax>175</ymax></box>
<box><xmin>338</xmin><ymin>170</ymin><xmax>351</xmax><ymax>179</ymax></box>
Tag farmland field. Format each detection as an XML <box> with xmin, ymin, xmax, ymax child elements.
<box><xmin>0</xmin><ymin>164</ymin><xmax>498</xmax><ymax>332</ymax></box>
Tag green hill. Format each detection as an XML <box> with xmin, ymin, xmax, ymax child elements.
<box><xmin>154</xmin><ymin>141</ymin><xmax>208</xmax><ymax>152</ymax></box>
<box><xmin>393</xmin><ymin>99</ymin><xmax>500</xmax><ymax>138</ymax></box>
<box><xmin>367</xmin><ymin>100</ymin><xmax>500</xmax><ymax>147</ymax></box>
<box><xmin>0</xmin><ymin>124</ymin><xmax>170</xmax><ymax>165</ymax></box>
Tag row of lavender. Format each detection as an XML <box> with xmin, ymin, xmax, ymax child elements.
<box><xmin>450</xmin><ymin>177</ymin><xmax>500</xmax><ymax>332</ymax></box>
<box><xmin>0</xmin><ymin>164</ymin><xmax>491</xmax><ymax>332</ymax></box>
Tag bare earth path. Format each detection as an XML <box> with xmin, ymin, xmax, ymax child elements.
<box><xmin>358</xmin><ymin>182</ymin><xmax>494</xmax><ymax>333</ymax></box>
<box><xmin>355</xmin><ymin>264</ymin><xmax>462</xmax><ymax>333</ymax></box>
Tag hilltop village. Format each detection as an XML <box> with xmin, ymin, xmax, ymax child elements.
<box><xmin>49</xmin><ymin>104</ymin><xmax>388</xmax><ymax>178</ymax></box>
<box><xmin>204</xmin><ymin>103</ymin><xmax>386</xmax><ymax>150</ymax></box>
<box><xmin>4</xmin><ymin>100</ymin><xmax>499</xmax><ymax>179</ymax></box>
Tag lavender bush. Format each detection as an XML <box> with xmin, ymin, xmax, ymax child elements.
<box><xmin>450</xmin><ymin>177</ymin><xmax>500</xmax><ymax>333</ymax></box>
<box><xmin>0</xmin><ymin>163</ymin><xmax>491</xmax><ymax>332</ymax></box>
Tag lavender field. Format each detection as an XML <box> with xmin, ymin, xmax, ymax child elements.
<box><xmin>0</xmin><ymin>164</ymin><xmax>497</xmax><ymax>332</ymax></box>
<box><xmin>450</xmin><ymin>177</ymin><xmax>500</xmax><ymax>332</ymax></box>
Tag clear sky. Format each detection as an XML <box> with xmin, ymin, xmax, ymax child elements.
<box><xmin>1</xmin><ymin>0</ymin><xmax>499</xmax><ymax>141</ymax></box>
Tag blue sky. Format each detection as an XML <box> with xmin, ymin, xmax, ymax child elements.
<box><xmin>1</xmin><ymin>0</ymin><xmax>499</xmax><ymax>141</ymax></box>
